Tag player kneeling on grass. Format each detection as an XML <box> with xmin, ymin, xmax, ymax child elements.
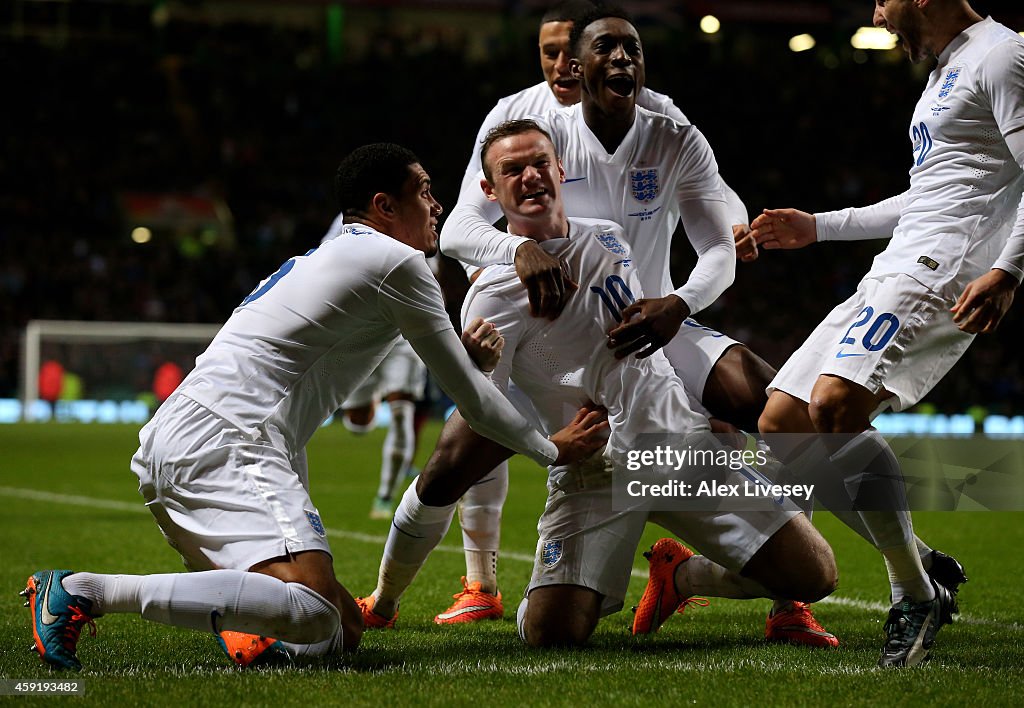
<box><xmin>22</xmin><ymin>142</ymin><xmax>607</xmax><ymax>671</ymax></box>
<box><xmin>356</xmin><ymin>120</ymin><xmax>838</xmax><ymax>647</ymax></box>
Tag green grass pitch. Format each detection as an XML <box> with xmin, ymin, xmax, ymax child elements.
<box><xmin>1</xmin><ymin>423</ymin><xmax>1022</xmax><ymax>706</ymax></box>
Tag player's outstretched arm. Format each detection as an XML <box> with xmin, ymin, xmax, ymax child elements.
<box><xmin>749</xmin><ymin>208</ymin><xmax>818</xmax><ymax>252</ymax></box>
<box><xmin>952</xmin><ymin>269</ymin><xmax>1018</xmax><ymax>334</ymax></box>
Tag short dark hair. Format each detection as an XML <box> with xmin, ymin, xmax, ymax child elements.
<box><xmin>568</xmin><ymin>4</ymin><xmax>633</xmax><ymax>57</ymax></box>
<box><xmin>540</xmin><ymin>0</ymin><xmax>595</xmax><ymax>27</ymax></box>
<box><xmin>334</xmin><ymin>143</ymin><xmax>420</xmax><ymax>216</ymax></box>
<box><xmin>479</xmin><ymin>119</ymin><xmax>556</xmax><ymax>182</ymax></box>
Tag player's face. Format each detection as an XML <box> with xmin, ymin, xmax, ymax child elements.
<box><xmin>873</xmin><ymin>0</ymin><xmax>927</xmax><ymax>63</ymax></box>
<box><xmin>482</xmin><ymin>131</ymin><xmax>565</xmax><ymax>224</ymax></box>
<box><xmin>391</xmin><ymin>163</ymin><xmax>442</xmax><ymax>257</ymax></box>
<box><xmin>539</xmin><ymin>21</ymin><xmax>580</xmax><ymax>106</ymax></box>
<box><xmin>570</xmin><ymin>18</ymin><xmax>645</xmax><ymax>116</ymax></box>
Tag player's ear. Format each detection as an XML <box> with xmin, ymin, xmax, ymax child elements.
<box><xmin>569</xmin><ymin>58</ymin><xmax>582</xmax><ymax>78</ymax></box>
<box><xmin>557</xmin><ymin>159</ymin><xmax>565</xmax><ymax>183</ymax></box>
<box><xmin>371</xmin><ymin>192</ymin><xmax>394</xmax><ymax>217</ymax></box>
<box><xmin>481</xmin><ymin>179</ymin><xmax>498</xmax><ymax>202</ymax></box>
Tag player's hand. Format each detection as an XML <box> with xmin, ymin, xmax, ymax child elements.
<box><xmin>514</xmin><ymin>240</ymin><xmax>578</xmax><ymax>319</ymax></box>
<box><xmin>461</xmin><ymin>317</ymin><xmax>504</xmax><ymax>372</ymax></box>
<box><xmin>749</xmin><ymin>208</ymin><xmax>817</xmax><ymax>251</ymax></box>
<box><xmin>951</xmin><ymin>268</ymin><xmax>1018</xmax><ymax>334</ymax></box>
<box><xmin>734</xmin><ymin>223</ymin><xmax>759</xmax><ymax>262</ymax></box>
<box><xmin>606</xmin><ymin>294</ymin><xmax>690</xmax><ymax>360</ymax></box>
<box><xmin>549</xmin><ymin>403</ymin><xmax>609</xmax><ymax>467</ymax></box>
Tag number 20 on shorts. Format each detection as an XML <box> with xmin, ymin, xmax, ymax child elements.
<box><xmin>837</xmin><ymin>306</ymin><xmax>901</xmax><ymax>356</ymax></box>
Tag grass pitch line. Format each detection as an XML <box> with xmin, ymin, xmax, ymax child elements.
<box><xmin>2</xmin><ymin>484</ymin><xmax>1015</xmax><ymax>631</ymax></box>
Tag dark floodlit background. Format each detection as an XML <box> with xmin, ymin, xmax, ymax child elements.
<box><xmin>3</xmin><ymin>0</ymin><xmax>1023</xmax><ymax>416</ymax></box>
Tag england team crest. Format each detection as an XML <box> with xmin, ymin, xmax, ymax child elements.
<box><xmin>541</xmin><ymin>539</ymin><xmax>563</xmax><ymax>568</ymax></box>
<box><xmin>305</xmin><ymin>509</ymin><xmax>327</xmax><ymax>537</ymax></box>
<box><xmin>596</xmin><ymin>231</ymin><xmax>628</xmax><ymax>256</ymax></box>
<box><xmin>937</xmin><ymin>65</ymin><xmax>961</xmax><ymax>99</ymax></box>
<box><xmin>630</xmin><ymin>168</ymin><xmax>659</xmax><ymax>204</ymax></box>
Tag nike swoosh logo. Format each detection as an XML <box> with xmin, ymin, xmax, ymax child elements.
<box><xmin>40</xmin><ymin>573</ymin><xmax>60</xmax><ymax>626</ymax></box>
<box><xmin>563</xmin><ymin>177</ymin><xmax>586</xmax><ymax>184</ymax></box>
<box><xmin>435</xmin><ymin>605</ymin><xmax>496</xmax><ymax>620</ymax></box>
<box><xmin>835</xmin><ymin>351</ymin><xmax>866</xmax><ymax>359</ymax></box>
<box><xmin>210</xmin><ymin>609</ymin><xmax>224</xmax><ymax>633</ymax></box>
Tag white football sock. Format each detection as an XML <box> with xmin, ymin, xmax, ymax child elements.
<box><xmin>516</xmin><ymin>597</ymin><xmax>530</xmax><ymax>643</ymax></box>
<box><xmin>372</xmin><ymin>480</ymin><xmax>457</xmax><ymax>618</ymax></box>
<box><xmin>916</xmin><ymin>536</ymin><xmax>935</xmax><ymax>568</ymax></box>
<box><xmin>459</xmin><ymin>461</ymin><xmax>508</xmax><ymax>594</ymax></box>
<box><xmin>377</xmin><ymin>400</ymin><xmax>416</xmax><ymax>500</ymax></box>
<box><xmin>63</xmin><ymin>569</ymin><xmax>339</xmax><ymax>644</ymax></box>
<box><xmin>829</xmin><ymin>428</ymin><xmax>932</xmax><ymax>603</ymax></box>
<box><xmin>884</xmin><ymin>541</ymin><xmax>936</xmax><ymax>604</ymax></box>
<box><xmin>277</xmin><ymin>629</ymin><xmax>344</xmax><ymax>660</ymax></box>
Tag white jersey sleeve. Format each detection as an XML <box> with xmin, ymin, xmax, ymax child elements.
<box><xmin>380</xmin><ymin>255</ymin><xmax>558</xmax><ymax>466</ymax></box>
<box><xmin>985</xmin><ymin>40</ymin><xmax>1024</xmax><ymax>282</ymax></box>
<box><xmin>377</xmin><ymin>253</ymin><xmax>458</xmax><ymax>339</ymax></box>
<box><xmin>441</xmin><ymin>181</ymin><xmax>529</xmax><ymax>267</ymax></box>
<box><xmin>670</xmin><ymin>128</ymin><xmax>735</xmax><ymax>315</ymax></box>
<box><xmin>406</xmin><ymin>327</ymin><xmax>556</xmax><ymax>466</ymax></box>
<box><xmin>993</xmin><ymin>127</ymin><xmax>1024</xmax><ymax>281</ymax></box>
<box><xmin>815</xmin><ymin>192</ymin><xmax>907</xmax><ymax>242</ymax></box>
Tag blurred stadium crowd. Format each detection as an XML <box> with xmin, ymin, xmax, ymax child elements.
<box><xmin>2</xmin><ymin>1</ymin><xmax>1022</xmax><ymax>415</ymax></box>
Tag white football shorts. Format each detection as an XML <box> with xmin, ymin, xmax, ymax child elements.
<box><xmin>342</xmin><ymin>340</ymin><xmax>426</xmax><ymax>409</ymax></box>
<box><xmin>661</xmin><ymin>318</ymin><xmax>739</xmax><ymax>403</ymax></box>
<box><xmin>527</xmin><ymin>457</ymin><xmax>798</xmax><ymax>617</ymax></box>
<box><xmin>130</xmin><ymin>394</ymin><xmax>332</xmax><ymax>572</ymax></box>
<box><xmin>770</xmin><ymin>273</ymin><xmax>974</xmax><ymax>413</ymax></box>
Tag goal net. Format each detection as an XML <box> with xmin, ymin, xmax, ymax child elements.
<box><xmin>19</xmin><ymin>320</ymin><xmax>222</xmax><ymax>422</ymax></box>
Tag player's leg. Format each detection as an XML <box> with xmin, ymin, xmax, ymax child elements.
<box><xmin>635</xmin><ymin>478</ymin><xmax>837</xmax><ymax>644</ymax></box>
<box><xmin>661</xmin><ymin>321</ymin><xmax>775</xmax><ymax>434</ymax></box>
<box><xmin>434</xmin><ymin>462</ymin><xmax>508</xmax><ymax>624</ymax></box>
<box><xmin>518</xmin><ymin>585</ymin><xmax>604</xmax><ymax>648</ymax></box>
<box><xmin>27</xmin><ymin>397</ymin><xmax>350</xmax><ymax>670</ymax></box>
<box><xmin>702</xmin><ymin>344</ymin><xmax>777</xmax><ymax>433</ymax></box>
<box><xmin>766</xmin><ymin>275</ymin><xmax>972</xmax><ymax>665</ymax></box>
<box><xmin>30</xmin><ymin>564</ymin><xmax>341</xmax><ymax>671</ymax></box>
<box><xmin>372</xmin><ymin>347</ymin><xmax>427</xmax><ymax>517</ymax></box>
<box><xmin>517</xmin><ymin>454</ymin><xmax>651</xmax><ymax>648</ymax></box>
<box><xmin>359</xmin><ymin>411</ymin><xmax>513</xmax><ymax>624</ymax></box>
<box><xmin>372</xmin><ymin>393</ymin><xmax>417</xmax><ymax>519</ymax></box>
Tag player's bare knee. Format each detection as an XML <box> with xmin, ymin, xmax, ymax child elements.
<box><xmin>807</xmin><ymin>380</ymin><xmax>872</xmax><ymax>434</ymax></box>
<box><xmin>745</xmin><ymin>516</ymin><xmax>837</xmax><ymax>602</ymax></box>
<box><xmin>524</xmin><ymin>614</ymin><xmax>593</xmax><ymax>648</ymax></box>
<box><xmin>523</xmin><ymin>587</ymin><xmax>599</xmax><ymax>648</ymax></box>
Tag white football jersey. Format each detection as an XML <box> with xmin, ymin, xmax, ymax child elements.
<box><xmin>461</xmin><ymin>81</ymin><xmax>686</xmax><ymax>193</ymax></box>
<box><xmin>462</xmin><ymin>218</ymin><xmax>707</xmax><ymax>450</ymax></box>
<box><xmin>864</xmin><ymin>17</ymin><xmax>1024</xmax><ymax>294</ymax></box>
<box><xmin>444</xmin><ymin>104</ymin><xmax>733</xmax><ymax>315</ymax></box>
<box><xmin>177</xmin><ymin>224</ymin><xmax>556</xmax><ymax>463</ymax></box>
